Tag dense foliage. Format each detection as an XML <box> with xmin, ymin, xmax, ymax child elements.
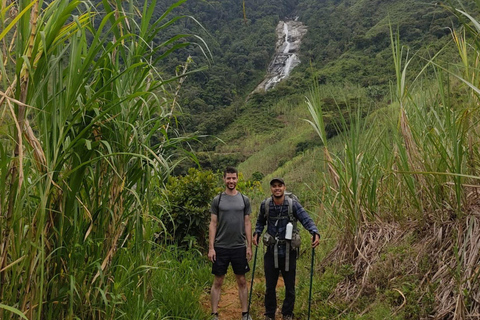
<box><xmin>0</xmin><ymin>0</ymin><xmax>208</xmax><ymax>319</ymax></box>
<box><xmin>3</xmin><ymin>0</ymin><xmax>480</xmax><ymax>319</ymax></box>
<box><xmin>147</xmin><ymin>0</ymin><xmax>468</xmax><ymax>174</ymax></box>
<box><xmin>299</xmin><ymin>0</ymin><xmax>454</xmax><ymax>83</ymax></box>
<box><xmin>165</xmin><ymin>0</ymin><xmax>293</xmax><ymax>136</ymax></box>
<box><xmin>156</xmin><ymin>168</ymin><xmax>221</xmax><ymax>248</ymax></box>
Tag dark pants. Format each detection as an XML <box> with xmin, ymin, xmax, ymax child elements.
<box><xmin>264</xmin><ymin>246</ymin><xmax>297</xmax><ymax>317</ymax></box>
<box><xmin>212</xmin><ymin>246</ymin><xmax>250</xmax><ymax>275</ymax></box>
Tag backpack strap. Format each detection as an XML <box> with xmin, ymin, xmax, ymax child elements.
<box><xmin>286</xmin><ymin>197</ymin><xmax>298</xmax><ymax>231</ymax></box>
<box><xmin>264</xmin><ymin>196</ymin><xmax>296</xmax><ymax>226</ymax></box>
<box><xmin>287</xmin><ymin>196</ymin><xmax>293</xmax><ymax>217</ymax></box>
<box><xmin>241</xmin><ymin>193</ymin><xmax>247</xmax><ymax>215</ymax></box>
<box><xmin>265</xmin><ymin>196</ymin><xmax>271</xmax><ymax>219</ymax></box>
<box><xmin>216</xmin><ymin>192</ymin><xmax>223</xmax><ymax>215</ymax></box>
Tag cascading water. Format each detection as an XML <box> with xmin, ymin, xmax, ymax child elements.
<box><xmin>254</xmin><ymin>19</ymin><xmax>307</xmax><ymax>92</ymax></box>
<box><xmin>283</xmin><ymin>23</ymin><xmax>291</xmax><ymax>54</ymax></box>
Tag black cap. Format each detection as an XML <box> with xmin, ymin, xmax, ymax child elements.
<box><xmin>269</xmin><ymin>178</ymin><xmax>285</xmax><ymax>185</ymax></box>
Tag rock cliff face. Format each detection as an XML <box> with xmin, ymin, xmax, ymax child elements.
<box><xmin>254</xmin><ymin>19</ymin><xmax>307</xmax><ymax>92</ymax></box>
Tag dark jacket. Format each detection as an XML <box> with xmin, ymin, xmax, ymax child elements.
<box><xmin>254</xmin><ymin>196</ymin><xmax>319</xmax><ymax>240</ymax></box>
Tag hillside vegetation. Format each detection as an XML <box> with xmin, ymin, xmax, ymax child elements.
<box><xmin>2</xmin><ymin>0</ymin><xmax>480</xmax><ymax>319</ymax></box>
<box><xmin>158</xmin><ymin>0</ymin><xmax>463</xmax><ymax>174</ymax></box>
<box><xmin>172</xmin><ymin>0</ymin><xmax>480</xmax><ymax>318</ymax></box>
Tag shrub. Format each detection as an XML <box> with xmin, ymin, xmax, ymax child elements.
<box><xmin>157</xmin><ymin>168</ymin><xmax>221</xmax><ymax>249</ymax></box>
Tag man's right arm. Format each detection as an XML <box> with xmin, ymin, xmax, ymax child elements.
<box><xmin>208</xmin><ymin>214</ymin><xmax>217</xmax><ymax>262</ymax></box>
<box><xmin>293</xmin><ymin>201</ymin><xmax>320</xmax><ymax>248</ymax></box>
<box><xmin>253</xmin><ymin>201</ymin><xmax>266</xmax><ymax>246</ymax></box>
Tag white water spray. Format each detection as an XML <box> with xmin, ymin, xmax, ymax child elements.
<box><xmin>254</xmin><ymin>20</ymin><xmax>307</xmax><ymax>92</ymax></box>
<box><xmin>283</xmin><ymin>22</ymin><xmax>291</xmax><ymax>54</ymax></box>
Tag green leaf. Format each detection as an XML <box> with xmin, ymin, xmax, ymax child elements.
<box><xmin>0</xmin><ymin>304</ymin><xmax>28</xmax><ymax>320</ymax></box>
<box><xmin>0</xmin><ymin>0</ymin><xmax>37</xmax><ymax>41</ymax></box>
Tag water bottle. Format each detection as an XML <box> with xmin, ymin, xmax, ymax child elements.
<box><xmin>285</xmin><ymin>222</ymin><xmax>293</xmax><ymax>240</ymax></box>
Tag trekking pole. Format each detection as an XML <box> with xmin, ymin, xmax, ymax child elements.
<box><xmin>307</xmin><ymin>245</ymin><xmax>315</xmax><ymax>320</ymax></box>
<box><xmin>247</xmin><ymin>242</ymin><xmax>258</xmax><ymax>317</ymax></box>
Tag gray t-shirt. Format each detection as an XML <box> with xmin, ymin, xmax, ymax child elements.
<box><xmin>211</xmin><ymin>192</ymin><xmax>251</xmax><ymax>249</ymax></box>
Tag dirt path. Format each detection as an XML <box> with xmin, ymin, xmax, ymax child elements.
<box><xmin>201</xmin><ymin>274</ymin><xmax>285</xmax><ymax>319</ymax></box>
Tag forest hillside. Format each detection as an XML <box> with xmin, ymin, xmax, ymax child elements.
<box><xmin>159</xmin><ymin>0</ymin><xmax>460</xmax><ymax>174</ymax></box>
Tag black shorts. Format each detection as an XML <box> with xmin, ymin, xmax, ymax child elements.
<box><xmin>212</xmin><ymin>246</ymin><xmax>250</xmax><ymax>276</ymax></box>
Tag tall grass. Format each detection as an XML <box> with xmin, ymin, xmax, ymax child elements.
<box><xmin>305</xmin><ymin>83</ymin><xmax>383</xmax><ymax>251</ymax></box>
<box><xmin>305</xmin><ymin>2</ymin><xmax>480</xmax><ymax>316</ymax></box>
<box><xmin>0</xmin><ymin>0</ymin><xmax>208</xmax><ymax>319</ymax></box>
<box><xmin>306</xmin><ymin>3</ymin><xmax>480</xmax><ymax>253</ymax></box>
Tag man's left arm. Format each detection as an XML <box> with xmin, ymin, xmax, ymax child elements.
<box><xmin>245</xmin><ymin>214</ymin><xmax>253</xmax><ymax>261</ymax></box>
<box><xmin>294</xmin><ymin>201</ymin><xmax>320</xmax><ymax>248</ymax></box>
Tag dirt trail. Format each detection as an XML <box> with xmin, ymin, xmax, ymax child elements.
<box><xmin>202</xmin><ymin>274</ymin><xmax>285</xmax><ymax>319</ymax></box>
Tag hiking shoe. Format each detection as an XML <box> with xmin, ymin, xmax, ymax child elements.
<box><xmin>264</xmin><ymin>316</ymin><xmax>274</xmax><ymax>320</ymax></box>
<box><xmin>211</xmin><ymin>314</ymin><xmax>219</xmax><ymax>320</ymax></box>
<box><xmin>242</xmin><ymin>314</ymin><xmax>253</xmax><ymax>320</ymax></box>
<box><xmin>282</xmin><ymin>315</ymin><xmax>294</xmax><ymax>320</ymax></box>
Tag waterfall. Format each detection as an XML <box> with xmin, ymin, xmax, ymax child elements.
<box><xmin>283</xmin><ymin>22</ymin><xmax>290</xmax><ymax>54</ymax></box>
<box><xmin>284</xmin><ymin>54</ymin><xmax>296</xmax><ymax>77</ymax></box>
<box><xmin>254</xmin><ymin>20</ymin><xmax>307</xmax><ymax>93</ymax></box>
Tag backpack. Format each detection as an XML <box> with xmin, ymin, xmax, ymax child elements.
<box><xmin>263</xmin><ymin>191</ymin><xmax>302</xmax><ymax>251</ymax></box>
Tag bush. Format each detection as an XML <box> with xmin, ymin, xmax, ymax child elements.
<box><xmin>157</xmin><ymin>168</ymin><xmax>221</xmax><ymax>249</ymax></box>
<box><xmin>251</xmin><ymin>171</ymin><xmax>264</xmax><ymax>182</ymax></box>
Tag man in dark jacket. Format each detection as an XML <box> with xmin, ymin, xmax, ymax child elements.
<box><xmin>253</xmin><ymin>178</ymin><xmax>320</xmax><ymax>320</ymax></box>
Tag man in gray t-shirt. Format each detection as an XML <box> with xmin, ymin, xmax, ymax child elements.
<box><xmin>208</xmin><ymin>167</ymin><xmax>253</xmax><ymax>320</ymax></box>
